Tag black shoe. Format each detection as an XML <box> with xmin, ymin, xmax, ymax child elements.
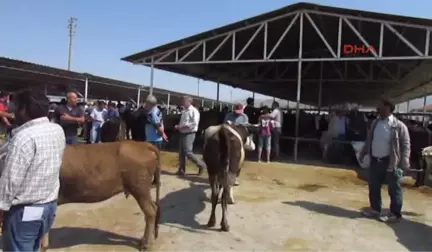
<box><xmin>379</xmin><ymin>213</ymin><xmax>402</xmax><ymax>223</ymax></box>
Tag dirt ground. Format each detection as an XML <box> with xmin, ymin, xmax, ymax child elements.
<box><xmin>46</xmin><ymin>151</ymin><xmax>432</xmax><ymax>251</ymax></box>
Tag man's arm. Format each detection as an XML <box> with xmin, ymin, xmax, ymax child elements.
<box><xmin>180</xmin><ymin>109</ymin><xmax>200</xmax><ymax>129</ymax></box>
<box><xmin>399</xmin><ymin>122</ymin><xmax>411</xmax><ymax>170</ymax></box>
<box><xmin>359</xmin><ymin>119</ymin><xmax>375</xmax><ymax>160</ymax></box>
<box><xmin>0</xmin><ymin>137</ymin><xmax>33</xmax><ymax>211</ymax></box>
<box><xmin>149</xmin><ymin>110</ymin><xmax>164</xmax><ymax>136</ymax></box>
<box><xmin>0</xmin><ymin>111</ymin><xmax>13</xmax><ymax>119</ymax></box>
<box><xmin>240</xmin><ymin>114</ymin><xmax>249</xmax><ymax>125</ymax></box>
<box><xmin>1</xmin><ymin>117</ymin><xmax>11</xmax><ymax>128</ymax></box>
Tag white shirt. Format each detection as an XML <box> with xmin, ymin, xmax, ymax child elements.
<box><xmin>179</xmin><ymin>105</ymin><xmax>200</xmax><ymax>133</ymax></box>
<box><xmin>371</xmin><ymin>115</ymin><xmax>394</xmax><ymax>158</ymax></box>
<box><xmin>270</xmin><ymin>108</ymin><xmax>282</xmax><ymax>128</ymax></box>
<box><xmin>90</xmin><ymin>108</ymin><xmax>107</xmax><ymax>127</ymax></box>
<box><xmin>0</xmin><ymin>117</ymin><xmax>65</xmax><ymax>210</ymax></box>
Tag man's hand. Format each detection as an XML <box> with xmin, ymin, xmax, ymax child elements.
<box><xmin>174</xmin><ymin>124</ymin><xmax>179</xmax><ymax>130</ymax></box>
<box><xmin>163</xmin><ymin>133</ymin><xmax>169</xmax><ymax>142</ymax></box>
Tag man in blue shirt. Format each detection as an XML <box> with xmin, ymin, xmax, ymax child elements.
<box><xmin>224</xmin><ymin>103</ymin><xmax>249</xmax><ymax>125</ymax></box>
<box><xmin>144</xmin><ymin>95</ymin><xmax>167</xmax><ymax>149</ymax></box>
<box><xmin>107</xmin><ymin>102</ymin><xmax>120</xmax><ymax>120</ymax></box>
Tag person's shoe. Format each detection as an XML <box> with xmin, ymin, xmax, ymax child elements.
<box><xmin>361</xmin><ymin>208</ymin><xmax>381</xmax><ymax>218</ymax></box>
<box><xmin>176</xmin><ymin>169</ymin><xmax>185</xmax><ymax>176</ymax></box>
<box><xmin>379</xmin><ymin>213</ymin><xmax>402</xmax><ymax>223</ymax></box>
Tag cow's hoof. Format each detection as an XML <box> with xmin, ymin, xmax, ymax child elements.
<box><xmin>220</xmin><ymin>223</ymin><xmax>230</xmax><ymax>232</ymax></box>
<box><xmin>207</xmin><ymin>218</ymin><xmax>216</xmax><ymax>227</ymax></box>
<box><xmin>227</xmin><ymin>197</ymin><xmax>235</xmax><ymax>204</ymax></box>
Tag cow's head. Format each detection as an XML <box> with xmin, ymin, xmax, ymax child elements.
<box><xmin>231</xmin><ymin>124</ymin><xmax>256</xmax><ymax>151</ymax></box>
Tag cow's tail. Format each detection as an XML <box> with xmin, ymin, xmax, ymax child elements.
<box><xmin>219</xmin><ymin>125</ymin><xmax>230</xmax><ymax>173</ymax></box>
<box><xmin>219</xmin><ymin>125</ymin><xmax>231</xmax><ymax>197</ymax></box>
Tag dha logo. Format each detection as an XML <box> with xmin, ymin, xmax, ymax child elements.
<box><xmin>343</xmin><ymin>44</ymin><xmax>377</xmax><ymax>55</ymax></box>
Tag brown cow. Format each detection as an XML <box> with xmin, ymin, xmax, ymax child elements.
<box><xmin>41</xmin><ymin>141</ymin><xmax>161</xmax><ymax>251</ymax></box>
<box><xmin>203</xmin><ymin>124</ymin><xmax>255</xmax><ymax>231</ymax></box>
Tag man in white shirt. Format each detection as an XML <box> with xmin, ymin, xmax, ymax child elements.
<box><xmin>0</xmin><ymin>90</ymin><xmax>65</xmax><ymax>251</ymax></box>
<box><xmin>360</xmin><ymin>99</ymin><xmax>410</xmax><ymax>223</ymax></box>
<box><xmin>90</xmin><ymin>100</ymin><xmax>107</xmax><ymax>143</ymax></box>
<box><xmin>175</xmin><ymin>96</ymin><xmax>206</xmax><ymax>176</ymax></box>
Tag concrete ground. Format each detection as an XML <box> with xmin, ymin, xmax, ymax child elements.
<box><xmin>30</xmin><ymin>152</ymin><xmax>432</xmax><ymax>251</ymax></box>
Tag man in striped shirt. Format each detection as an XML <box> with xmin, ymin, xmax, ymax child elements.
<box><xmin>0</xmin><ymin>90</ymin><xmax>66</xmax><ymax>251</ymax></box>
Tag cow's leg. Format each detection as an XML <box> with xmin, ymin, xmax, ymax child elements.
<box><xmin>134</xmin><ymin>191</ymin><xmax>157</xmax><ymax>251</ymax></box>
<box><xmin>220</xmin><ymin>185</ymin><xmax>230</xmax><ymax>232</ymax></box>
<box><xmin>207</xmin><ymin>175</ymin><xmax>220</xmax><ymax>228</ymax></box>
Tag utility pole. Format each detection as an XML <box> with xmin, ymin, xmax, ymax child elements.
<box><xmin>197</xmin><ymin>78</ymin><xmax>200</xmax><ymax>97</ymax></box>
<box><xmin>67</xmin><ymin>17</ymin><xmax>78</xmax><ymax>71</ymax></box>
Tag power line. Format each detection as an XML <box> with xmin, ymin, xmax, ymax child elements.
<box><xmin>67</xmin><ymin>17</ymin><xmax>77</xmax><ymax>71</ymax></box>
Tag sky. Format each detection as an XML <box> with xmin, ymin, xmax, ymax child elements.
<box><xmin>0</xmin><ymin>0</ymin><xmax>431</xmax><ymax>108</ymax></box>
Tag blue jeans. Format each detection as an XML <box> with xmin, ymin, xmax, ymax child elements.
<box><xmin>90</xmin><ymin>125</ymin><xmax>102</xmax><ymax>143</ymax></box>
<box><xmin>368</xmin><ymin>157</ymin><xmax>403</xmax><ymax>217</ymax></box>
<box><xmin>2</xmin><ymin>201</ymin><xmax>57</xmax><ymax>252</ymax></box>
<box><xmin>65</xmin><ymin>135</ymin><xmax>78</xmax><ymax>145</ymax></box>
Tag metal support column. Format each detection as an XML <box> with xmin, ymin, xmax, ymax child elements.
<box><xmin>423</xmin><ymin>95</ymin><xmax>427</xmax><ymax>124</ymax></box>
<box><xmin>137</xmin><ymin>88</ymin><xmax>141</xmax><ymax>106</ymax></box>
<box><xmin>84</xmin><ymin>78</ymin><xmax>88</xmax><ymax>103</ymax></box>
<box><xmin>197</xmin><ymin>78</ymin><xmax>200</xmax><ymax>96</ymax></box>
<box><xmin>407</xmin><ymin>100</ymin><xmax>410</xmax><ymax>112</ymax></box>
<box><xmin>252</xmin><ymin>92</ymin><xmax>255</xmax><ymax>100</ymax></box>
<box><xmin>317</xmin><ymin>61</ymin><xmax>323</xmax><ymax>113</ymax></box>
<box><xmin>150</xmin><ymin>57</ymin><xmax>155</xmax><ymax>96</ymax></box>
<box><xmin>216</xmin><ymin>82</ymin><xmax>220</xmax><ymax>111</ymax></box>
<box><xmin>44</xmin><ymin>84</ymin><xmax>48</xmax><ymax>96</ymax></box>
<box><xmin>167</xmin><ymin>93</ymin><xmax>171</xmax><ymax>114</ymax></box>
<box><xmin>201</xmin><ymin>99</ymin><xmax>204</xmax><ymax>107</ymax></box>
<box><xmin>294</xmin><ymin>12</ymin><xmax>304</xmax><ymax>162</ymax></box>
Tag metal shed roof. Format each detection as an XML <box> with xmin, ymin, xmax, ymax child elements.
<box><xmin>0</xmin><ymin>57</ymin><xmax>230</xmax><ymax>106</ymax></box>
<box><xmin>122</xmin><ymin>2</ymin><xmax>432</xmax><ymax>107</ymax></box>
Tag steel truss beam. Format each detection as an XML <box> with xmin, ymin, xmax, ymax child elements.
<box><xmin>135</xmin><ymin>10</ymin><xmax>432</xmax><ymax>65</ymax></box>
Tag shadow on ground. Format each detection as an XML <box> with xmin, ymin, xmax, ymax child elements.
<box><xmin>283</xmin><ymin>200</ymin><xmax>432</xmax><ymax>251</ymax></box>
<box><xmin>48</xmin><ymin>227</ymin><xmax>139</xmax><ymax>249</ymax></box>
<box><xmin>160</xmin><ymin>181</ymin><xmax>210</xmax><ymax>233</ymax></box>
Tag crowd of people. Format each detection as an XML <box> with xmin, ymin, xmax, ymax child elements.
<box><xmin>0</xmin><ymin>88</ymin><xmax>412</xmax><ymax>250</ymax></box>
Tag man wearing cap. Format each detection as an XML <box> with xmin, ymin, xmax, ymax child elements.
<box><xmin>224</xmin><ymin>103</ymin><xmax>249</xmax><ymax>125</ymax></box>
<box><xmin>359</xmin><ymin>99</ymin><xmax>410</xmax><ymax>223</ymax></box>
<box><xmin>144</xmin><ymin>95</ymin><xmax>167</xmax><ymax>149</ymax></box>
<box><xmin>175</xmin><ymin>96</ymin><xmax>206</xmax><ymax>176</ymax></box>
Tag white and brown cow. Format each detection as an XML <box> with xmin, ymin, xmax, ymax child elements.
<box><xmin>203</xmin><ymin>123</ymin><xmax>255</xmax><ymax>231</ymax></box>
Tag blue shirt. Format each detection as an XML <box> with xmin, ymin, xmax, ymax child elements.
<box><xmin>107</xmin><ymin>108</ymin><xmax>120</xmax><ymax>119</ymax></box>
<box><xmin>223</xmin><ymin>112</ymin><xmax>249</xmax><ymax>125</ymax></box>
<box><xmin>145</xmin><ymin>106</ymin><xmax>163</xmax><ymax>142</ymax></box>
